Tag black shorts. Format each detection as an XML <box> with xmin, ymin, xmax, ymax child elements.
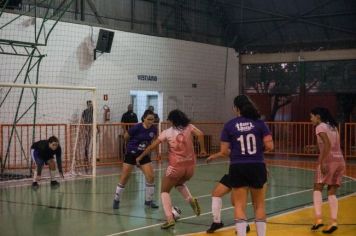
<box><xmin>219</xmin><ymin>174</ymin><xmax>232</xmax><ymax>189</ymax></box>
<box><xmin>124</xmin><ymin>153</ymin><xmax>151</xmax><ymax>166</ymax></box>
<box><xmin>228</xmin><ymin>163</ymin><xmax>267</xmax><ymax>189</ymax></box>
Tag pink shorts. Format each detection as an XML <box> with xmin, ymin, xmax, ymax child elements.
<box><xmin>314</xmin><ymin>161</ymin><xmax>345</xmax><ymax>186</ymax></box>
<box><xmin>165</xmin><ymin>165</ymin><xmax>195</xmax><ymax>185</ymax></box>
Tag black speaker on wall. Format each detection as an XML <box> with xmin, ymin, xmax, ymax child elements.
<box><xmin>0</xmin><ymin>0</ymin><xmax>22</xmax><ymax>9</ymax></box>
<box><xmin>96</xmin><ymin>29</ymin><xmax>114</xmax><ymax>53</ymax></box>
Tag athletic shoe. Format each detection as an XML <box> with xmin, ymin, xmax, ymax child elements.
<box><xmin>207</xmin><ymin>222</ymin><xmax>224</xmax><ymax>233</ymax></box>
<box><xmin>50</xmin><ymin>180</ymin><xmax>60</xmax><ymax>188</ymax></box>
<box><xmin>311</xmin><ymin>219</ymin><xmax>324</xmax><ymax>231</ymax></box>
<box><xmin>113</xmin><ymin>199</ymin><xmax>120</xmax><ymax>209</ymax></box>
<box><xmin>144</xmin><ymin>200</ymin><xmax>159</xmax><ymax>209</ymax></box>
<box><xmin>190</xmin><ymin>198</ymin><xmax>201</xmax><ymax>216</ymax></box>
<box><xmin>32</xmin><ymin>182</ymin><xmax>39</xmax><ymax>190</ymax></box>
<box><xmin>246</xmin><ymin>224</ymin><xmax>251</xmax><ymax>233</ymax></box>
<box><xmin>322</xmin><ymin>225</ymin><xmax>338</xmax><ymax>234</ymax></box>
<box><xmin>161</xmin><ymin>220</ymin><xmax>175</xmax><ymax>229</ymax></box>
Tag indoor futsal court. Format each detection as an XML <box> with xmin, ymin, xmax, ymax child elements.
<box><xmin>1</xmin><ymin>0</ymin><xmax>356</xmax><ymax>236</ymax></box>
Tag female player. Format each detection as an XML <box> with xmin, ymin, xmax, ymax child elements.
<box><xmin>136</xmin><ymin>109</ymin><xmax>207</xmax><ymax>229</ymax></box>
<box><xmin>210</xmin><ymin>95</ymin><xmax>273</xmax><ymax>236</ymax></box>
<box><xmin>310</xmin><ymin>107</ymin><xmax>346</xmax><ymax>234</ymax></box>
<box><xmin>113</xmin><ymin>109</ymin><xmax>159</xmax><ymax>209</ymax></box>
<box><xmin>31</xmin><ymin>136</ymin><xmax>63</xmax><ymax>189</ymax></box>
<box><xmin>205</xmin><ymin>151</ymin><xmax>250</xmax><ymax>234</ymax></box>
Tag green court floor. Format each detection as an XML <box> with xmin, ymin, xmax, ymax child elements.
<box><xmin>0</xmin><ymin>160</ymin><xmax>355</xmax><ymax>236</ymax></box>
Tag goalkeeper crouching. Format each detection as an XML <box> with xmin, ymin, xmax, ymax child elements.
<box><xmin>31</xmin><ymin>136</ymin><xmax>64</xmax><ymax>190</ymax></box>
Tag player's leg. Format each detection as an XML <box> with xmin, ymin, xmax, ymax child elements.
<box><xmin>321</xmin><ymin>185</ymin><xmax>339</xmax><ymax>234</ymax></box>
<box><xmin>174</xmin><ymin>165</ymin><xmax>200</xmax><ymax>216</ymax></box>
<box><xmin>31</xmin><ymin>149</ymin><xmax>44</xmax><ymax>189</ymax></box>
<box><xmin>139</xmin><ymin>157</ymin><xmax>158</xmax><ymax>208</ymax></box>
<box><xmin>311</xmin><ymin>183</ymin><xmax>325</xmax><ymax>229</ymax></box>
<box><xmin>160</xmin><ymin>174</ymin><xmax>178</xmax><ymax>229</ymax></box>
<box><xmin>112</xmin><ymin>160</ymin><xmax>134</xmax><ymax>209</ymax></box>
<box><xmin>207</xmin><ymin>175</ymin><xmax>231</xmax><ymax>233</ymax></box>
<box><xmin>48</xmin><ymin>158</ymin><xmax>60</xmax><ymax>188</ymax></box>
<box><xmin>232</xmin><ymin>187</ymin><xmax>249</xmax><ymax>236</ymax></box>
<box><xmin>250</xmin><ymin>185</ymin><xmax>267</xmax><ymax>236</ymax></box>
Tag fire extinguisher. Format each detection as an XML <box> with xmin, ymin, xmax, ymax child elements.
<box><xmin>103</xmin><ymin>105</ymin><xmax>111</xmax><ymax>122</ymax></box>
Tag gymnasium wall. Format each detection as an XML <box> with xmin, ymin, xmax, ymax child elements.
<box><xmin>0</xmin><ymin>13</ymin><xmax>239</xmax><ymax>124</ymax></box>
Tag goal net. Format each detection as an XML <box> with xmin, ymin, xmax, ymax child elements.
<box><xmin>0</xmin><ymin>83</ymin><xmax>97</xmax><ymax>182</ymax></box>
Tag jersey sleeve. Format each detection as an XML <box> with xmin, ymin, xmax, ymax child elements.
<box><xmin>260</xmin><ymin>121</ymin><xmax>272</xmax><ymax>138</ymax></box>
<box><xmin>220</xmin><ymin>123</ymin><xmax>230</xmax><ymax>142</ymax></box>
<box><xmin>128</xmin><ymin>124</ymin><xmax>138</xmax><ymax>137</ymax></box>
<box><xmin>316</xmin><ymin>123</ymin><xmax>327</xmax><ymax>135</ymax></box>
<box><xmin>158</xmin><ymin>130</ymin><xmax>167</xmax><ymax>142</ymax></box>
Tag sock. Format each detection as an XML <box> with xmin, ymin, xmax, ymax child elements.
<box><xmin>235</xmin><ymin>219</ymin><xmax>247</xmax><ymax>236</ymax></box>
<box><xmin>50</xmin><ymin>170</ymin><xmax>56</xmax><ymax>180</ymax></box>
<box><xmin>328</xmin><ymin>195</ymin><xmax>338</xmax><ymax>222</ymax></box>
<box><xmin>33</xmin><ymin>170</ymin><xmax>38</xmax><ymax>182</ymax></box>
<box><xmin>114</xmin><ymin>184</ymin><xmax>125</xmax><ymax>201</ymax></box>
<box><xmin>313</xmin><ymin>191</ymin><xmax>323</xmax><ymax>219</ymax></box>
<box><xmin>212</xmin><ymin>197</ymin><xmax>222</xmax><ymax>223</ymax></box>
<box><xmin>176</xmin><ymin>184</ymin><xmax>192</xmax><ymax>203</ymax></box>
<box><xmin>161</xmin><ymin>192</ymin><xmax>174</xmax><ymax>221</ymax></box>
<box><xmin>145</xmin><ymin>183</ymin><xmax>155</xmax><ymax>202</ymax></box>
<box><xmin>255</xmin><ymin>219</ymin><xmax>266</xmax><ymax>236</ymax></box>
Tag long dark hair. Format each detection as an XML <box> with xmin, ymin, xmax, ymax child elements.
<box><xmin>234</xmin><ymin>95</ymin><xmax>260</xmax><ymax>120</ymax></box>
<box><xmin>141</xmin><ymin>109</ymin><xmax>154</xmax><ymax>122</ymax></box>
<box><xmin>310</xmin><ymin>107</ymin><xmax>338</xmax><ymax>128</ymax></box>
<box><xmin>167</xmin><ymin>109</ymin><xmax>190</xmax><ymax>128</ymax></box>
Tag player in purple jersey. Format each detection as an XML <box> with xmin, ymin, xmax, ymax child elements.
<box><xmin>112</xmin><ymin>110</ymin><xmax>159</xmax><ymax>209</ymax></box>
<box><xmin>207</xmin><ymin>95</ymin><xmax>273</xmax><ymax>236</ymax></box>
<box><xmin>310</xmin><ymin>107</ymin><xmax>345</xmax><ymax>234</ymax></box>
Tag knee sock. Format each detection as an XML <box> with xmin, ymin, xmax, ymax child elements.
<box><xmin>328</xmin><ymin>195</ymin><xmax>338</xmax><ymax>223</ymax></box>
<box><xmin>212</xmin><ymin>197</ymin><xmax>222</xmax><ymax>223</ymax></box>
<box><xmin>145</xmin><ymin>183</ymin><xmax>155</xmax><ymax>202</ymax></box>
<box><xmin>255</xmin><ymin>219</ymin><xmax>266</xmax><ymax>236</ymax></box>
<box><xmin>114</xmin><ymin>183</ymin><xmax>125</xmax><ymax>201</ymax></box>
<box><xmin>313</xmin><ymin>191</ymin><xmax>323</xmax><ymax>219</ymax></box>
<box><xmin>235</xmin><ymin>219</ymin><xmax>247</xmax><ymax>236</ymax></box>
<box><xmin>161</xmin><ymin>192</ymin><xmax>174</xmax><ymax>221</ymax></box>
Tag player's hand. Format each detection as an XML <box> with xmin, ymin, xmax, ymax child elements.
<box><xmin>136</xmin><ymin>157</ymin><xmax>142</xmax><ymax>167</ymax></box>
<box><xmin>206</xmin><ymin>155</ymin><xmax>214</xmax><ymax>164</ymax></box>
<box><xmin>321</xmin><ymin>163</ymin><xmax>328</xmax><ymax>175</ymax></box>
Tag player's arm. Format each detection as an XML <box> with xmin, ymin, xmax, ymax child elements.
<box><xmin>136</xmin><ymin>139</ymin><xmax>162</xmax><ymax>166</ymax></box>
<box><xmin>191</xmin><ymin>126</ymin><xmax>207</xmax><ymax>157</ymax></box>
<box><xmin>263</xmin><ymin>134</ymin><xmax>274</xmax><ymax>152</ymax></box>
<box><xmin>206</xmin><ymin>142</ymin><xmax>230</xmax><ymax>163</ymax></box>
<box><xmin>317</xmin><ymin>132</ymin><xmax>331</xmax><ymax>175</ymax></box>
<box><xmin>56</xmin><ymin>146</ymin><xmax>64</xmax><ymax>178</ymax></box>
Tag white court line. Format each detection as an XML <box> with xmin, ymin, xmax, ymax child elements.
<box><xmin>104</xmin><ymin>179</ymin><xmax>354</xmax><ymax>236</ymax></box>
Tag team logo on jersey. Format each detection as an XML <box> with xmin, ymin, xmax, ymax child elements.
<box><xmin>149</xmin><ymin>132</ymin><xmax>155</xmax><ymax>138</ymax></box>
<box><xmin>235</xmin><ymin>122</ymin><xmax>254</xmax><ymax>132</ymax></box>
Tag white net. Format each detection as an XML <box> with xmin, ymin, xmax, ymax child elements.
<box><xmin>0</xmin><ymin>83</ymin><xmax>97</xmax><ymax>181</ymax></box>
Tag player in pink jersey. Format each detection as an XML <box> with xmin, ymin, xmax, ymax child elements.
<box><xmin>136</xmin><ymin>109</ymin><xmax>207</xmax><ymax>229</ymax></box>
<box><xmin>310</xmin><ymin>107</ymin><xmax>346</xmax><ymax>234</ymax></box>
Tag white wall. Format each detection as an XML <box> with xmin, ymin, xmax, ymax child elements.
<box><xmin>0</xmin><ymin>13</ymin><xmax>239</xmax><ymax>124</ymax></box>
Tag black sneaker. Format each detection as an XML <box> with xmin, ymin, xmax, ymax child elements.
<box><xmin>322</xmin><ymin>225</ymin><xmax>338</xmax><ymax>234</ymax></box>
<box><xmin>50</xmin><ymin>180</ymin><xmax>60</xmax><ymax>188</ymax></box>
<box><xmin>311</xmin><ymin>223</ymin><xmax>324</xmax><ymax>230</ymax></box>
<box><xmin>145</xmin><ymin>200</ymin><xmax>159</xmax><ymax>209</ymax></box>
<box><xmin>32</xmin><ymin>182</ymin><xmax>39</xmax><ymax>190</ymax></box>
<box><xmin>207</xmin><ymin>222</ymin><xmax>224</xmax><ymax>233</ymax></box>
<box><xmin>246</xmin><ymin>224</ymin><xmax>251</xmax><ymax>233</ymax></box>
<box><xmin>113</xmin><ymin>199</ymin><xmax>120</xmax><ymax>209</ymax></box>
